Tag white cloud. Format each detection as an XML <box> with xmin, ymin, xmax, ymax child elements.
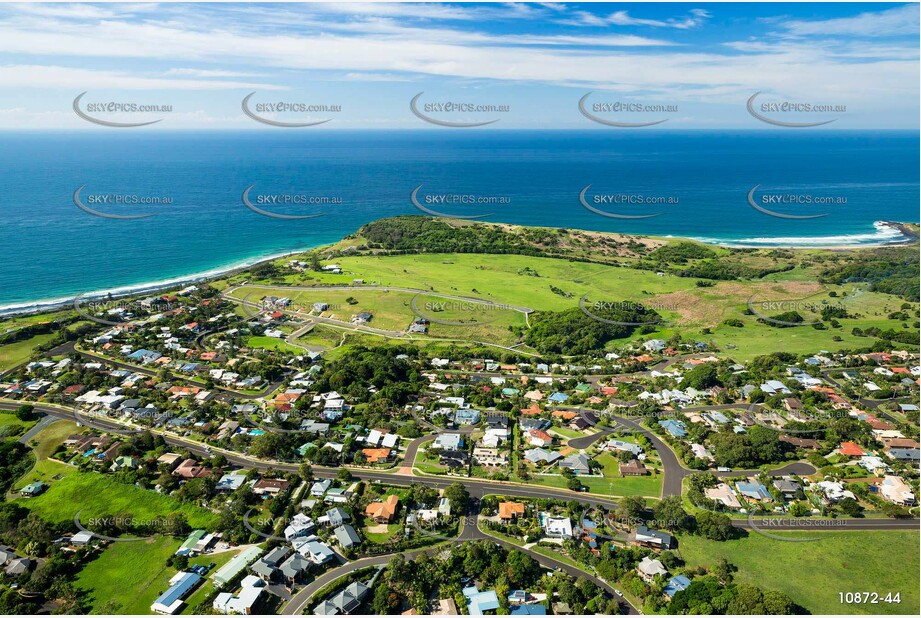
<box><xmin>780</xmin><ymin>4</ymin><xmax>919</xmax><ymax>37</ymax></box>
<box><xmin>0</xmin><ymin>65</ymin><xmax>283</xmax><ymax>90</ymax></box>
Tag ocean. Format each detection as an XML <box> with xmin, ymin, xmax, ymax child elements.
<box><xmin>0</xmin><ymin>130</ymin><xmax>917</xmax><ymax>312</ymax></box>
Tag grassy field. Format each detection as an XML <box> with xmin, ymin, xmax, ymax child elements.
<box><xmin>246</xmin><ymin>335</ymin><xmax>304</xmax><ymax>353</ymax></box>
<box><xmin>74</xmin><ymin>535</ymin><xmax>186</xmax><ymax>614</ymax></box>
<box><xmin>363</xmin><ymin>523</ymin><xmax>401</xmax><ymax>544</ymax></box>
<box><xmin>0</xmin><ymin>411</ymin><xmax>37</xmax><ymax>436</ymax></box>
<box><xmin>678</xmin><ymin>530</ymin><xmax>920</xmax><ymax>615</ymax></box>
<box><xmin>528</xmin><ymin>468</ymin><xmax>663</xmax><ymax>498</ymax></box>
<box><xmin>228</xmin><ymin>284</ymin><xmax>527</xmax><ymax>346</ymax></box>
<box><xmin>16</xmin><ymin>469</ymin><xmax>218</xmax><ymax>530</ymax></box>
<box><xmin>0</xmin><ymin>332</ymin><xmax>57</xmax><ymax>371</ymax></box>
<box><xmin>225</xmin><ymin>252</ymin><xmax>916</xmax><ymax>361</ymax></box>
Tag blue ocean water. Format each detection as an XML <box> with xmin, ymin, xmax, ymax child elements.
<box><xmin>0</xmin><ymin>130</ymin><xmax>917</xmax><ymax>310</ymax></box>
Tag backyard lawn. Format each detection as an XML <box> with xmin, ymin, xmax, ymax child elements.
<box><xmin>363</xmin><ymin>523</ymin><xmax>401</xmax><ymax>544</ymax></box>
<box><xmin>678</xmin><ymin>530</ymin><xmax>920</xmax><ymax>615</ymax></box>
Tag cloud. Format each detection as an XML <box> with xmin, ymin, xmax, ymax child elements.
<box><xmin>606</xmin><ymin>8</ymin><xmax>711</xmax><ymax>29</ymax></box>
<box><xmin>0</xmin><ymin>65</ymin><xmax>283</xmax><ymax>90</ymax></box>
<box><xmin>779</xmin><ymin>4</ymin><xmax>919</xmax><ymax>37</ymax></box>
<box><xmin>559</xmin><ymin>7</ymin><xmax>711</xmax><ymax>29</ymax></box>
<box><xmin>165</xmin><ymin>68</ymin><xmax>261</xmax><ymax>78</ymax></box>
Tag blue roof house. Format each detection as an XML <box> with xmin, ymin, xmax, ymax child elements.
<box><xmin>664</xmin><ymin>575</ymin><xmax>691</xmax><ymax>598</ymax></box>
<box><xmin>658</xmin><ymin>419</ymin><xmax>687</xmax><ymax>438</ymax></box>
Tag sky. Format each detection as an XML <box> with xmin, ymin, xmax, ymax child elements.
<box><xmin>0</xmin><ymin>1</ymin><xmax>918</xmax><ymax>129</ymax></box>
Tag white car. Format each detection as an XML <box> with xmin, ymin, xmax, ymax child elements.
<box><xmin>615</xmin><ymin>590</ymin><xmax>623</xmax><ymax>597</ymax></box>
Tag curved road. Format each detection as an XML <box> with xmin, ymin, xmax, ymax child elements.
<box><xmin>6</xmin><ymin>401</ymin><xmax>914</xmax><ymax>536</ymax></box>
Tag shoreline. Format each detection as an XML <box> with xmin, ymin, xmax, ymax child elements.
<box><xmin>1</xmin><ymin>220</ymin><xmax>916</xmax><ymax>320</ymax></box>
<box><xmin>0</xmin><ymin>246</ymin><xmax>314</xmax><ymax>320</ymax></box>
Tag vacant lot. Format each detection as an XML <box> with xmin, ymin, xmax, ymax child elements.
<box><xmin>17</xmin><ymin>469</ymin><xmax>218</xmax><ymax>531</ymax></box>
<box><xmin>679</xmin><ymin>530</ymin><xmax>920</xmax><ymax>615</ymax></box>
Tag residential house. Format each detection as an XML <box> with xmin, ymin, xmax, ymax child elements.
<box><xmin>773</xmin><ymin>479</ymin><xmax>803</xmax><ymax>501</ymax></box>
<box><xmin>499</xmin><ymin>502</ymin><xmax>525</xmax><ymax>521</ymax></box>
<box><xmin>473</xmin><ymin>447</ymin><xmax>508</xmax><ymax>467</ymax></box>
<box><xmin>558</xmin><ymin>453</ymin><xmax>592</xmax><ymax>475</ymax></box>
<box><xmin>813</xmin><ymin>480</ymin><xmax>856</xmax><ymax>504</ymax></box>
<box><xmin>541</xmin><ymin>515</ymin><xmax>573</xmax><ymax>538</ymax></box>
<box><xmin>658</xmin><ymin>419</ymin><xmax>688</xmax><ymax>438</ymax></box>
<box><xmin>620</xmin><ymin>459</ymin><xmax>648</xmax><ymax>476</ymax></box>
<box><xmin>212</xmin><ymin>577</ymin><xmax>265</xmax><ymax>615</ymax></box>
<box><xmin>526</xmin><ymin>429</ymin><xmax>553</xmax><ymax>447</ymax></box>
<box><xmin>361</xmin><ymin>448</ymin><xmax>392</xmax><ymax>464</ymax></box>
<box><xmin>252</xmin><ymin>478</ymin><xmax>290</xmax><ymax>496</ymax></box>
<box><xmin>632</xmin><ymin>525</ymin><xmax>677</xmax><ymax>550</ymax></box>
<box><xmin>880</xmin><ymin>476</ymin><xmax>916</xmax><ymax>506</ymax></box>
<box><xmin>365</xmin><ymin>495</ymin><xmax>400</xmax><ymax>523</ymax></box>
<box><xmin>151</xmin><ymin>572</ymin><xmax>201</xmax><ymax>614</ymax></box>
<box><xmin>637</xmin><ymin>556</ymin><xmax>668</xmax><ymax>583</ymax></box>
<box><xmin>736</xmin><ymin>481</ymin><xmax>772</xmax><ymax>502</ymax></box>
<box><xmin>334</xmin><ymin>524</ymin><xmax>361</xmax><ymax>549</ymax></box>
<box><xmin>326</xmin><ymin>507</ymin><xmax>351</xmax><ymax>527</ymax></box>
<box><xmin>278</xmin><ymin>553</ymin><xmax>312</xmax><ymax>584</ymax></box>
<box><xmin>606</xmin><ymin>440</ymin><xmax>643</xmax><ymax>456</ymax></box>
<box><xmin>523</xmin><ymin>448</ymin><xmax>562</xmax><ymax>466</ymax></box>
<box><xmin>433</xmin><ymin>433</ymin><xmax>464</xmax><ymax>451</ymax></box>
<box><xmin>310</xmin><ymin>479</ymin><xmax>332</xmax><ymax>496</ymax></box>
<box><xmin>704</xmin><ymin>483</ymin><xmax>742</xmax><ymax>509</ymax></box>
<box><xmin>314</xmin><ymin>581</ymin><xmax>370</xmax><ymax>615</ymax></box>
<box><xmin>284</xmin><ymin>513</ymin><xmax>316</xmax><ymax>541</ymax></box>
<box><xmin>20</xmin><ymin>482</ymin><xmax>48</xmax><ymax>497</ymax></box>
<box><xmin>293</xmin><ymin>538</ymin><xmax>336</xmax><ymax>565</ymax></box>
<box><xmin>664</xmin><ymin>575</ymin><xmax>691</xmax><ymax>599</ymax></box>
<box><xmin>464</xmin><ymin>587</ymin><xmax>500</xmax><ymax>616</ymax></box>
<box><xmin>173</xmin><ymin>458</ymin><xmax>212</xmax><ymax>480</ymax></box>
<box><xmin>438</xmin><ymin>450</ymin><xmax>470</xmax><ymax>469</ymax></box>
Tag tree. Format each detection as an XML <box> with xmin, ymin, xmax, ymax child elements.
<box><xmin>837</xmin><ymin>497</ymin><xmax>863</xmax><ymax>518</ymax></box>
<box><xmin>694</xmin><ymin>511</ymin><xmax>734</xmax><ymax>541</ymax></box>
<box><xmin>762</xmin><ymin>590</ymin><xmax>796</xmax><ymax>614</ymax></box>
<box><xmin>615</xmin><ymin>495</ymin><xmax>646</xmax><ymax>525</ymax></box>
<box><xmin>652</xmin><ymin>496</ymin><xmax>689</xmax><ymax>532</ymax></box>
<box><xmin>683</xmin><ymin>363</ymin><xmax>720</xmax><ymax>390</ymax></box>
<box><xmin>444</xmin><ymin>482</ymin><xmax>470</xmax><ymax>515</ymax></box>
<box><xmin>15</xmin><ymin>405</ymin><xmax>35</xmax><ymax>422</ymax></box>
<box><xmin>337</xmin><ymin>468</ymin><xmax>353</xmax><ymax>483</ymax></box>
<box><xmin>299</xmin><ymin>462</ymin><xmax>314</xmax><ymax>482</ymax></box>
<box><xmin>566</xmin><ymin>476</ymin><xmax>583</xmax><ymax>491</ymax></box>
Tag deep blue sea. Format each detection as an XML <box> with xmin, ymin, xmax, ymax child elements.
<box><xmin>0</xmin><ymin>130</ymin><xmax>917</xmax><ymax>311</ymax></box>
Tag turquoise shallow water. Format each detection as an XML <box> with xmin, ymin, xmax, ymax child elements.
<box><xmin>0</xmin><ymin>130</ymin><xmax>917</xmax><ymax>310</ymax></box>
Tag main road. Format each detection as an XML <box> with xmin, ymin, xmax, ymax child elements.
<box><xmin>5</xmin><ymin>401</ymin><xmax>915</xmax><ymax>535</ymax></box>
